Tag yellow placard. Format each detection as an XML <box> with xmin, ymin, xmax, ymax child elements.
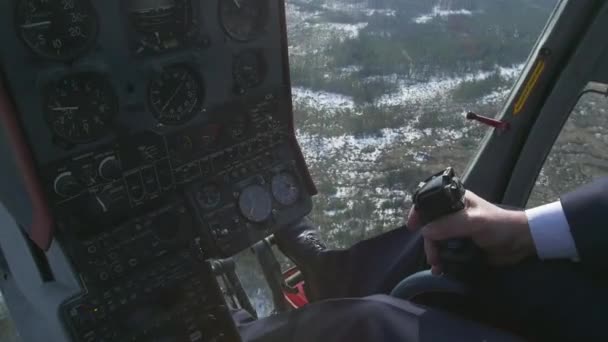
<box><xmin>513</xmin><ymin>59</ymin><xmax>546</xmax><ymax>115</ymax></box>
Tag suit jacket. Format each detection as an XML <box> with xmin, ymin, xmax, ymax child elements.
<box><xmin>560</xmin><ymin>177</ymin><xmax>608</xmax><ymax>269</ymax></box>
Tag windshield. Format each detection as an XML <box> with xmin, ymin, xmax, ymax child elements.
<box><xmin>529</xmin><ymin>89</ymin><xmax>608</xmax><ymax>207</ymax></box>
<box><xmin>290</xmin><ymin>0</ymin><xmax>557</xmax><ymax>245</ymax></box>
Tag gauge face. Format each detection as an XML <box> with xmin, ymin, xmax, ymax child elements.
<box><xmin>238</xmin><ymin>184</ymin><xmax>272</xmax><ymax>223</ymax></box>
<box><xmin>148</xmin><ymin>65</ymin><xmax>204</xmax><ymax>125</ymax></box>
<box><xmin>233</xmin><ymin>50</ymin><xmax>266</xmax><ymax>90</ymax></box>
<box><xmin>16</xmin><ymin>0</ymin><xmax>98</xmax><ymax>60</ymax></box>
<box><xmin>45</xmin><ymin>73</ymin><xmax>117</xmax><ymax>144</ymax></box>
<box><xmin>197</xmin><ymin>184</ymin><xmax>221</xmax><ymax>209</ymax></box>
<box><xmin>128</xmin><ymin>0</ymin><xmax>196</xmax><ymax>55</ymax></box>
<box><xmin>220</xmin><ymin>0</ymin><xmax>269</xmax><ymax>41</ymax></box>
<box><xmin>271</xmin><ymin>173</ymin><xmax>300</xmax><ymax>206</ymax></box>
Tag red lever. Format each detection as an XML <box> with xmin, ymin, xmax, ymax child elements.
<box><xmin>466</xmin><ymin>112</ymin><xmax>510</xmax><ymax>132</ymax></box>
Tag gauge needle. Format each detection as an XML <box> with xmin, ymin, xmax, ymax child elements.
<box><xmin>21</xmin><ymin>21</ymin><xmax>52</xmax><ymax>29</ymax></box>
<box><xmin>248</xmin><ymin>192</ymin><xmax>255</xmax><ymax>216</ymax></box>
<box><xmin>160</xmin><ymin>80</ymin><xmax>185</xmax><ymax>114</ymax></box>
<box><xmin>95</xmin><ymin>195</ymin><xmax>108</xmax><ymax>213</ymax></box>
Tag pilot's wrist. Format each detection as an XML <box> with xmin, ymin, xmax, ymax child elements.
<box><xmin>487</xmin><ymin>208</ymin><xmax>535</xmax><ymax>265</ymax></box>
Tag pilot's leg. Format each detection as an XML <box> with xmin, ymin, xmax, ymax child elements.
<box><xmin>275</xmin><ymin>218</ymin><xmax>425</xmax><ymax>301</ymax></box>
<box><xmin>479</xmin><ymin>260</ymin><xmax>608</xmax><ymax>341</ymax></box>
<box><xmin>236</xmin><ymin>294</ymin><xmax>522</xmax><ymax>342</ymax></box>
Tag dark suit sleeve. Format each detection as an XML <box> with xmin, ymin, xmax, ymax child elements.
<box><xmin>560</xmin><ymin>177</ymin><xmax>608</xmax><ymax>268</ymax></box>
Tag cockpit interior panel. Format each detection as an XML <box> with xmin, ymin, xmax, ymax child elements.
<box><xmin>0</xmin><ymin>0</ymin><xmax>314</xmax><ymax>340</ymax></box>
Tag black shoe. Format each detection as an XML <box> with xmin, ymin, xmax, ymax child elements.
<box><xmin>274</xmin><ymin>217</ymin><xmax>327</xmax><ymax>302</ymax></box>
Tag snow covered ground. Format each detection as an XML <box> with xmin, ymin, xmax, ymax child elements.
<box><xmin>291</xmin><ymin>64</ymin><xmax>523</xmax><ymax>112</ymax></box>
<box><xmin>377</xmin><ymin>64</ymin><xmax>523</xmax><ymax>106</ymax></box>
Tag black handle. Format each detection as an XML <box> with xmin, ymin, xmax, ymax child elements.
<box><xmin>413</xmin><ymin>168</ymin><xmax>484</xmax><ymax>276</ymax></box>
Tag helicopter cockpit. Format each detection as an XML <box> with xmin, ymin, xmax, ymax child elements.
<box><xmin>1</xmin><ymin>0</ymin><xmax>607</xmax><ymax>341</ymax></box>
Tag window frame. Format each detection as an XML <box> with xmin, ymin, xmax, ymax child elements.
<box><xmin>461</xmin><ymin>0</ymin><xmax>607</xmax><ymax>207</ymax></box>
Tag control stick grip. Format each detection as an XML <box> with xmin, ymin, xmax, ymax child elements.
<box><xmin>413</xmin><ymin>168</ymin><xmax>484</xmax><ymax>276</ymax></box>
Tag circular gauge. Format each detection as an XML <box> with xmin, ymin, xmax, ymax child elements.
<box><xmin>45</xmin><ymin>73</ymin><xmax>117</xmax><ymax>144</ymax></box>
<box><xmin>271</xmin><ymin>172</ymin><xmax>301</xmax><ymax>206</ymax></box>
<box><xmin>229</xmin><ymin>114</ymin><xmax>249</xmax><ymax>140</ymax></box>
<box><xmin>197</xmin><ymin>183</ymin><xmax>221</xmax><ymax>209</ymax></box>
<box><xmin>233</xmin><ymin>50</ymin><xmax>267</xmax><ymax>90</ymax></box>
<box><xmin>238</xmin><ymin>184</ymin><xmax>272</xmax><ymax>223</ymax></box>
<box><xmin>148</xmin><ymin>65</ymin><xmax>204</xmax><ymax>125</ymax></box>
<box><xmin>220</xmin><ymin>0</ymin><xmax>269</xmax><ymax>41</ymax></box>
<box><xmin>16</xmin><ymin>0</ymin><xmax>99</xmax><ymax>60</ymax></box>
<box><xmin>128</xmin><ymin>0</ymin><xmax>195</xmax><ymax>55</ymax></box>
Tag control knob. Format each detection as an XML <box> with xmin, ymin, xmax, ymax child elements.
<box><xmin>54</xmin><ymin>172</ymin><xmax>82</xmax><ymax>197</ymax></box>
<box><xmin>99</xmin><ymin>156</ymin><xmax>122</xmax><ymax>181</ymax></box>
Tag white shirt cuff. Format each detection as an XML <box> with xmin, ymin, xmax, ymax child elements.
<box><xmin>525</xmin><ymin>201</ymin><xmax>580</xmax><ymax>261</ymax></box>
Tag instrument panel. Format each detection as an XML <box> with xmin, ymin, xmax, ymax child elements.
<box><xmin>4</xmin><ymin>0</ymin><xmax>286</xmax><ymax>153</ymax></box>
<box><xmin>0</xmin><ymin>0</ymin><xmax>314</xmax><ymax>341</ymax></box>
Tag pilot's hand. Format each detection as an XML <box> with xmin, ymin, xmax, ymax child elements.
<box><xmin>407</xmin><ymin>191</ymin><xmax>535</xmax><ymax>274</ymax></box>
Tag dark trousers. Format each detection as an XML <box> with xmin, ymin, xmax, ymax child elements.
<box><xmin>236</xmin><ymin>227</ymin><xmax>608</xmax><ymax>341</ymax></box>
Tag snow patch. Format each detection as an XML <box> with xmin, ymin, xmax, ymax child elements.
<box><xmin>378</xmin><ymin>64</ymin><xmax>524</xmax><ymax>106</ymax></box>
<box><xmin>378</xmin><ymin>70</ymin><xmax>491</xmax><ymax>106</ymax></box>
<box><xmin>297</xmin><ymin>126</ymin><xmax>424</xmax><ymax>166</ymax></box>
<box><xmin>413</xmin><ymin>5</ymin><xmax>474</xmax><ymax>24</ymax></box>
<box><xmin>362</xmin><ymin>9</ymin><xmax>396</xmax><ymax>17</ymax></box>
<box><xmin>292</xmin><ymin>87</ymin><xmax>355</xmax><ymax>111</ymax></box>
<box><xmin>335</xmin><ymin>186</ymin><xmax>357</xmax><ymax>198</ymax></box>
<box><xmin>340</xmin><ymin>65</ymin><xmax>363</xmax><ymax>75</ymax></box>
<box><xmin>479</xmin><ymin>88</ymin><xmax>511</xmax><ymax>105</ymax></box>
<box><xmin>414</xmin><ymin>151</ymin><xmax>431</xmax><ymax>162</ymax></box>
<box><xmin>321</xmin><ymin>2</ymin><xmax>396</xmax><ymax>17</ymax></box>
<box><xmin>310</xmin><ymin>22</ymin><xmax>368</xmax><ymax>39</ymax></box>
<box><xmin>499</xmin><ymin>63</ymin><xmax>525</xmax><ymax>79</ymax></box>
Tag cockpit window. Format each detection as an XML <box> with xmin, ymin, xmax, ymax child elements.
<box><xmin>232</xmin><ymin>0</ymin><xmax>560</xmax><ymax>317</ymax></box>
<box><xmin>528</xmin><ymin>89</ymin><xmax>608</xmax><ymax>207</ymax></box>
